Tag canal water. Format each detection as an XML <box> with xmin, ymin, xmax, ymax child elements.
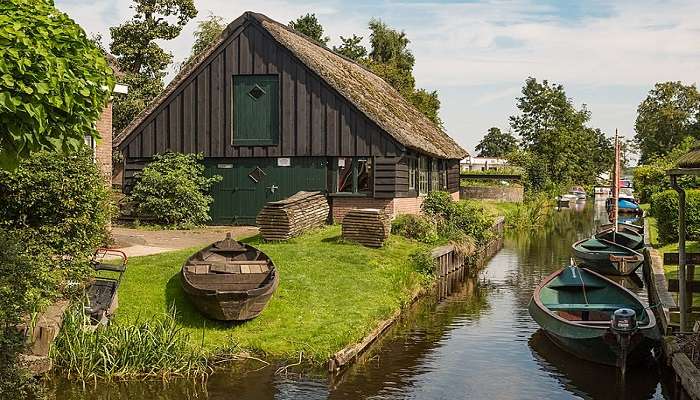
<box><xmin>51</xmin><ymin>201</ymin><xmax>672</xmax><ymax>399</ymax></box>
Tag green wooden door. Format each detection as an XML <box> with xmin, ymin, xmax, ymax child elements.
<box><xmin>233</xmin><ymin>75</ymin><xmax>279</xmax><ymax>146</ymax></box>
<box><xmin>206</xmin><ymin>158</ymin><xmax>328</xmax><ymax>225</ymax></box>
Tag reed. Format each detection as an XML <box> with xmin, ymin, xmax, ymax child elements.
<box><xmin>504</xmin><ymin>193</ymin><xmax>554</xmax><ymax>229</ymax></box>
<box><xmin>52</xmin><ymin>308</ymin><xmax>211</xmax><ymax>382</ymax></box>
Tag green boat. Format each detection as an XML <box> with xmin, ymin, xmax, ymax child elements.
<box><xmin>528</xmin><ymin>265</ymin><xmax>659</xmax><ymax>371</ymax></box>
<box><xmin>572</xmin><ymin>237</ymin><xmax>643</xmax><ymax>276</ymax></box>
<box><xmin>598</xmin><ymin>222</ymin><xmax>644</xmax><ymax>236</ymax></box>
<box><xmin>595</xmin><ymin>227</ymin><xmax>645</xmax><ymax>250</ymax></box>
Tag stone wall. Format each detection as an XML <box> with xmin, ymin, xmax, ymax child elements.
<box><xmin>460</xmin><ymin>185</ymin><xmax>523</xmax><ymax>202</ymax></box>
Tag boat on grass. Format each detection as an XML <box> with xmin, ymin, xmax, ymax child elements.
<box><xmin>595</xmin><ymin>227</ymin><xmax>644</xmax><ymax>251</ymax></box>
<box><xmin>528</xmin><ymin>265</ymin><xmax>659</xmax><ymax>371</ymax></box>
<box><xmin>572</xmin><ymin>237</ymin><xmax>643</xmax><ymax>275</ymax></box>
<box><xmin>181</xmin><ymin>234</ymin><xmax>279</xmax><ymax>321</ymax></box>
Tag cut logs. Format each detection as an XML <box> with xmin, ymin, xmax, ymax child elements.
<box><xmin>256</xmin><ymin>191</ymin><xmax>330</xmax><ymax>241</ymax></box>
<box><xmin>341</xmin><ymin>208</ymin><xmax>391</xmax><ymax>248</ymax></box>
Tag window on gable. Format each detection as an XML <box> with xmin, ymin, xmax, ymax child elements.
<box><xmin>233</xmin><ymin>75</ymin><xmax>279</xmax><ymax>146</ymax></box>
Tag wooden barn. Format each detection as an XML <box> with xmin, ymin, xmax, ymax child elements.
<box><xmin>113</xmin><ymin>12</ymin><xmax>467</xmax><ymax>224</ymax></box>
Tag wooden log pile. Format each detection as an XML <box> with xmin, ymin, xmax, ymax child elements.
<box><xmin>341</xmin><ymin>208</ymin><xmax>391</xmax><ymax>248</ymax></box>
<box><xmin>256</xmin><ymin>191</ymin><xmax>329</xmax><ymax>241</ymax></box>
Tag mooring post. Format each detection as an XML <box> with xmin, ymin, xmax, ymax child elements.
<box><xmin>671</xmin><ymin>174</ymin><xmax>688</xmax><ymax>331</ymax></box>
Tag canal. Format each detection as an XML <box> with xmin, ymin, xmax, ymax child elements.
<box><xmin>51</xmin><ymin>202</ymin><xmax>672</xmax><ymax>399</ymax></box>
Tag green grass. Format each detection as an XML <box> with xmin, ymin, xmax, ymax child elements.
<box><xmin>115</xmin><ymin>225</ymin><xmax>430</xmax><ymax>363</ymax></box>
<box><xmin>478</xmin><ymin>200</ymin><xmax>519</xmax><ymax>217</ymax></box>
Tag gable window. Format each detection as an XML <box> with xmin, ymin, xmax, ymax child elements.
<box><xmin>335</xmin><ymin>157</ymin><xmax>373</xmax><ymax>194</ymax></box>
<box><xmin>233</xmin><ymin>75</ymin><xmax>279</xmax><ymax>146</ymax></box>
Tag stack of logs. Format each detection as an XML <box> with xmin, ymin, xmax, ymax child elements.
<box><xmin>341</xmin><ymin>208</ymin><xmax>391</xmax><ymax>248</ymax></box>
<box><xmin>256</xmin><ymin>191</ymin><xmax>329</xmax><ymax>241</ymax></box>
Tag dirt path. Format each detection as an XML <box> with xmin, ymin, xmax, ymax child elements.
<box><xmin>110</xmin><ymin>225</ymin><xmax>259</xmax><ymax>257</ymax></box>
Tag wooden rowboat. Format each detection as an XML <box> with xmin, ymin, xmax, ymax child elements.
<box><xmin>571</xmin><ymin>237</ymin><xmax>643</xmax><ymax>276</ymax></box>
<box><xmin>598</xmin><ymin>222</ymin><xmax>644</xmax><ymax>236</ymax></box>
<box><xmin>528</xmin><ymin>265</ymin><xmax>659</xmax><ymax>371</ymax></box>
<box><xmin>181</xmin><ymin>234</ymin><xmax>278</xmax><ymax>321</ymax></box>
<box><xmin>595</xmin><ymin>227</ymin><xmax>644</xmax><ymax>251</ymax></box>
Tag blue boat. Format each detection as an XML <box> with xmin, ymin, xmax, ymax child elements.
<box><xmin>606</xmin><ymin>198</ymin><xmax>642</xmax><ymax>216</ymax></box>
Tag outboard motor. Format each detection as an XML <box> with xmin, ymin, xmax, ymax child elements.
<box><xmin>610</xmin><ymin>308</ymin><xmax>638</xmax><ymax>375</ymax></box>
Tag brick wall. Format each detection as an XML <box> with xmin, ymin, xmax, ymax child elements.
<box><xmin>460</xmin><ymin>185</ymin><xmax>524</xmax><ymax>202</ymax></box>
<box><xmin>450</xmin><ymin>191</ymin><xmax>460</xmax><ymax>202</ymax></box>
<box><xmin>95</xmin><ymin>102</ymin><xmax>113</xmax><ymax>186</ymax></box>
<box><xmin>331</xmin><ymin>195</ymin><xmax>426</xmax><ymax>222</ymax></box>
<box><xmin>392</xmin><ymin>196</ymin><xmax>424</xmax><ymax>216</ymax></box>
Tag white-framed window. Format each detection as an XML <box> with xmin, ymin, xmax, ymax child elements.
<box><xmin>408</xmin><ymin>158</ymin><xmax>417</xmax><ymax>190</ymax></box>
<box><xmin>418</xmin><ymin>156</ymin><xmax>429</xmax><ymax>195</ymax></box>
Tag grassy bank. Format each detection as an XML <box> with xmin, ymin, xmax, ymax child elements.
<box><xmin>113</xmin><ymin>225</ymin><xmax>431</xmax><ymax>364</ymax></box>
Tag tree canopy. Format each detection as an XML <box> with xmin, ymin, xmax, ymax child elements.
<box><xmin>634</xmin><ymin>81</ymin><xmax>700</xmax><ymax>163</ymax></box>
<box><xmin>333</xmin><ymin>34</ymin><xmax>367</xmax><ymax>61</ymax></box>
<box><xmin>110</xmin><ymin>0</ymin><xmax>197</xmax><ymax>134</ymax></box>
<box><xmin>475</xmin><ymin>127</ymin><xmax>519</xmax><ymax>157</ymax></box>
<box><xmin>190</xmin><ymin>14</ymin><xmax>225</xmax><ymax>60</ymax></box>
<box><xmin>288</xmin><ymin>13</ymin><xmax>329</xmax><ymax>45</ymax></box>
<box><xmin>0</xmin><ymin>0</ymin><xmax>114</xmax><ymax>170</ymax></box>
<box><xmin>509</xmin><ymin>77</ymin><xmax>613</xmax><ymax>190</ymax></box>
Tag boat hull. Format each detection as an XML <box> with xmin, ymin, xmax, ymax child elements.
<box><xmin>572</xmin><ymin>239</ymin><xmax>643</xmax><ymax>276</ymax></box>
<box><xmin>595</xmin><ymin>228</ymin><xmax>644</xmax><ymax>251</ymax></box>
<box><xmin>543</xmin><ymin>329</ymin><xmax>657</xmax><ymax>367</ymax></box>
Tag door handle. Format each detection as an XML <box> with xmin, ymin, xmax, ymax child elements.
<box><xmin>267</xmin><ymin>185</ymin><xmax>279</xmax><ymax>193</ymax></box>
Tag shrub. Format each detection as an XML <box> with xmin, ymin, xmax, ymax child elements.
<box><xmin>650</xmin><ymin>189</ymin><xmax>700</xmax><ymax>244</ymax></box>
<box><xmin>421</xmin><ymin>191</ymin><xmax>453</xmax><ymax>218</ymax></box>
<box><xmin>0</xmin><ymin>149</ymin><xmax>112</xmax><ymax>288</ymax></box>
<box><xmin>409</xmin><ymin>249</ymin><xmax>437</xmax><ymax>275</ymax></box>
<box><xmin>634</xmin><ymin>138</ymin><xmax>699</xmax><ymax>203</ymax></box>
<box><xmin>0</xmin><ymin>0</ymin><xmax>114</xmax><ymax>169</ymax></box>
<box><xmin>129</xmin><ymin>153</ymin><xmax>221</xmax><ymax>228</ymax></box>
<box><xmin>419</xmin><ymin>191</ymin><xmax>495</xmax><ymax>244</ymax></box>
<box><xmin>391</xmin><ymin>214</ymin><xmax>439</xmax><ymax>243</ymax></box>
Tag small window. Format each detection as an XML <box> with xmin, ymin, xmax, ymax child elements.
<box><xmin>418</xmin><ymin>156</ymin><xmax>429</xmax><ymax>195</ymax></box>
<box><xmin>335</xmin><ymin>157</ymin><xmax>373</xmax><ymax>194</ymax></box>
<box><xmin>233</xmin><ymin>75</ymin><xmax>279</xmax><ymax>146</ymax></box>
<box><xmin>439</xmin><ymin>160</ymin><xmax>448</xmax><ymax>190</ymax></box>
<box><xmin>408</xmin><ymin>158</ymin><xmax>417</xmax><ymax>190</ymax></box>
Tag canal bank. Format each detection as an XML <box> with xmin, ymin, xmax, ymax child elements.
<box><xmin>51</xmin><ymin>202</ymin><xmax>679</xmax><ymax>399</ymax></box>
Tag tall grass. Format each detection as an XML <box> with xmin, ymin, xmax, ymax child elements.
<box><xmin>52</xmin><ymin>308</ymin><xmax>211</xmax><ymax>382</ymax></box>
<box><xmin>504</xmin><ymin>193</ymin><xmax>554</xmax><ymax>229</ymax></box>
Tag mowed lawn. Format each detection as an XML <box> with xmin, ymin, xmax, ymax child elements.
<box><xmin>115</xmin><ymin>225</ymin><xmax>430</xmax><ymax>363</ymax></box>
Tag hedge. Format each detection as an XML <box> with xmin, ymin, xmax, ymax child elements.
<box><xmin>650</xmin><ymin>189</ymin><xmax>700</xmax><ymax>244</ymax></box>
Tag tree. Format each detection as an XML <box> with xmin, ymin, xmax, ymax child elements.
<box><xmin>634</xmin><ymin>81</ymin><xmax>700</xmax><ymax>163</ymax></box>
<box><xmin>475</xmin><ymin>127</ymin><xmax>519</xmax><ymax>157</ymax></box>
<box><xmin>190</xmin><ymin>14</ymin><xmax>225</xmax><ymax>60</ymax></box>
<box><xmin>0</xmin><ymin>0</ymin><xmax>114</xmax><ymax>170</ymax></box>
<box><xmin>333</xmin><ymin>35</ymin><xmax>367</xmax><ymax>61</ymax></box>
<box><xmin>509</xmin><ymin>77</ymin><xmax>613</xmax><ymax>189</ymax></box>
<box><xmin>364</xmin><ymin>19</ymin><xmax>442</xmax><ymax>126</ymax></box>
<box><xmin>110</xmin><ymin>0</ymin><xmax>198</xmax><ymax>134</ymax></box>
<box><xmin>289</xmin><ymin>14</ymin><xmax>329</xmax><ymax>45</ymax></box>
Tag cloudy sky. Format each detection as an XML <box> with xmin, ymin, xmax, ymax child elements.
<box><xmin>55</xmin><ymin>0</ymin><xmax>700</xmax><ymax>155</ymax></box>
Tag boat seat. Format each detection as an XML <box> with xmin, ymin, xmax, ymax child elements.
<box><xmin>580</xmin><ymin>239</ymin><xmax>609</xmax><ymax>250</ymax></box>
<box><xmin>544</xmin><ymin>303</ymin><xmax>632</xmax><ymax>312</ymax></box>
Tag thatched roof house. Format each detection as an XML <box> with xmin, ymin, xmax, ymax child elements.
<box><xmin>114</xmin><ymin>12</ymin><xmax>467</xmax><ymax>224</ymax></box>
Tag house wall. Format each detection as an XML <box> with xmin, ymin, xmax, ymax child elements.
<box><xmin>118</xmin><ymin>22</ymin><xmax>404</xmax><ymax>162</ymax></box>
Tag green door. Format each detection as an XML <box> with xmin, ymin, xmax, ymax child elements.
<box><xmin>206</xmin><ymin>158</ymin><xmax>327</xmax><ymax>225</ymax></box>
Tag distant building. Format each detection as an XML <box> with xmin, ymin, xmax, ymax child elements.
<box><xmin>460</xmin><ymin>156</ymin><xmax>510</xmax><ymax>172</ymax></box>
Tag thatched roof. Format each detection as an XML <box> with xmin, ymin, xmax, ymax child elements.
<box><xmin>114</xmin><ymin>12</ymin><xmax>467</xmax><ymax>159</ymax></box>
<box><xmin>677</xmin><ymin>142</ymin><xmax>700</xmax><ymax>169</ymax></box>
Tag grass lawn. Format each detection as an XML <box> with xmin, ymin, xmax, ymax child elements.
<box><xmin>115</xmin><ymin>225</ymin><xmax>430</xmax><ymax>363</ymax></box>
<box><xmin>478</xmin><ymin>200</ymin><xmax>519</xmax><ymax>217</ymax></box>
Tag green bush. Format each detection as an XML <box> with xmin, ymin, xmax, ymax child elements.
<box><xmin>408</xmin><ymin>249</ymin><xmax>437</xmax><ymax>275</ymax></box>
<box><xmin>650</xmin><ymin>189</ymin><xmax>700</xmax><ymax>244</ymax></box>
<box><xmin>129</xmin><ymin>153</ymin><xmax>221</xmax><ymax>228</ymax></box>
<box><xmin>634</xmin><ymin>138</ymin><xmax>698</xmax><ymax>203</ymax></box>
<box><xmin>419</xmin><ymin>191</ymin><xmax>495</xmax><ymax>244</ymax></box>
<box><xmin>421</xmin><ymin>190</ymin><xmax>454</xmax><ymax>218</ymax></box>
<box><xmin>391</xmin><ymin>214</ymin><xmax>439</xmax><ymax>243</ymax></box>
<box><xmin>0</xmin><ymin>150</ymin><xmax>112</xmax><ymax>288</ymax></box>
<box><xmin>0</xmin><ymin>0</ymin><xmax>114</xmax><ymax>169</ymax></box>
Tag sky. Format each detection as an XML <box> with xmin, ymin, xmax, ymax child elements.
<box><xmin>55</xmin><ymin>0</ymin><xmax>700</xmax><ymax>156</ymax></box>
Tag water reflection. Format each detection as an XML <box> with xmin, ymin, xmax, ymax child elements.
<box><xmin>51</xmin><ymin>203</ymin><xmax>670</xmax><ymax>399</ymax></box>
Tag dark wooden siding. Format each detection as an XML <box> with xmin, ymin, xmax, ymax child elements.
<box><xmin>447</xmin><ymin>159</ymin><xmax>460</xmax><ymax>193</ymax></box>
<box><xmin>374</xmin><ymin>156</ymin><xmax>416</xmax><ymax>198</ymax></box>
<box><xmin>119</xmin><ymin>22</ymin><xmax>404</xmax><ymax>160</ymax></box>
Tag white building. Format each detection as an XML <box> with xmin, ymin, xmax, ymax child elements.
<box><xmin>460</xmin><ymin>156</ymin><xmax>510</xmax><ymax>172</ymax></box>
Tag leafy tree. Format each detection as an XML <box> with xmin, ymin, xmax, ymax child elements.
<box><xmin>289</xmin><ymin>13</ymin><xmax>329</xmax><ymax>45</ymax></box>
<box><xmin>364</xmin><ymin>19</ymin><xmax>442</xmax><ymax>126</ymax></box>
<box><xmin>333</xmin><ymin>35</ymin><xmax>367</xmax><ymax>61</ymax></box>
<box><xmin>509</xmin><ymin>77</ymin><xmax>613</xmax><ymax>189</ymax></box>
<box><xmin>129</xmin><ymin>153</ymin><xmax>221</xmax><ymax>228</ymax></box>
<box><xmin>634</xmin><ymin>81</ymin><xmax>700</xmax><ymax>163</ymax></box>
<box><xmin>475</xmin><ymin>127</ymin><xmax>519</xmax><ymax>157</ymax></box>
<box><xmin>0</xmin><ymin>0</ymin><xmax>114</xmax><ymax>170</ymax></box>
<box><xmin>110</xmin><ymin>0</ymin><xmax>198</xmax><ymax>133</ymax></box>
<box><xmin>190</xmin><ymin>14</ymin><xmax>225</xmax><ymax>60</ymax></box>
<box><xmin>634</xmin><ymin>137</ymin><xmax>698</xmax><ymax>203</ymax></box>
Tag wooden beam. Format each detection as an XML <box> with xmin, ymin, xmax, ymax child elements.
<box><xmin>664</xmin><ymin>253</ymin><xmax>700</xmax><ymax>265</ymax></box>
<box><xmin>667</xmin><ymin>278</ymin><xmax>700</xmax><ymax>293</ymax></box>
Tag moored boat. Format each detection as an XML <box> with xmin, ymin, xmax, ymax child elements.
<box><xmin>571</xmin><ymin>237</ymin><xmax>643</xmax><ymax>275</ymax></box>
<box><xmin>595</xmin><ymin>227</ymin><xmax>644</xmax><ymax>251</ymax></box>
<box><xmin>528</xmin><ymin>265</ymin><xmax>659</xmax><ymax>370</ymax></box>
<box><xmin>181</xmin><ymin>234</ymin><xmax>279</xmax><ymax>321</ymax></box>
<box><xmin>597</xmin><ymin>222</ymin><xmax>644</xmax><ymax>236</ymax></box>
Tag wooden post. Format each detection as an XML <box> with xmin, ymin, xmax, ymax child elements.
<box><xmin>687</xmin><ymin>264</ymin><xmax>695</xmax><ymax>319</ymax></box>
<box><xmin>671</xmin><ymin>174</ymin><xmax>688</xmax><ymax>331</ymax></box>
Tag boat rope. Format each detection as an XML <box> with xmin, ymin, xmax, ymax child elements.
<box><xmin>571</xmin><ymin>263</ymin><xmax>589</xmax><ymax>305</ymax></box>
